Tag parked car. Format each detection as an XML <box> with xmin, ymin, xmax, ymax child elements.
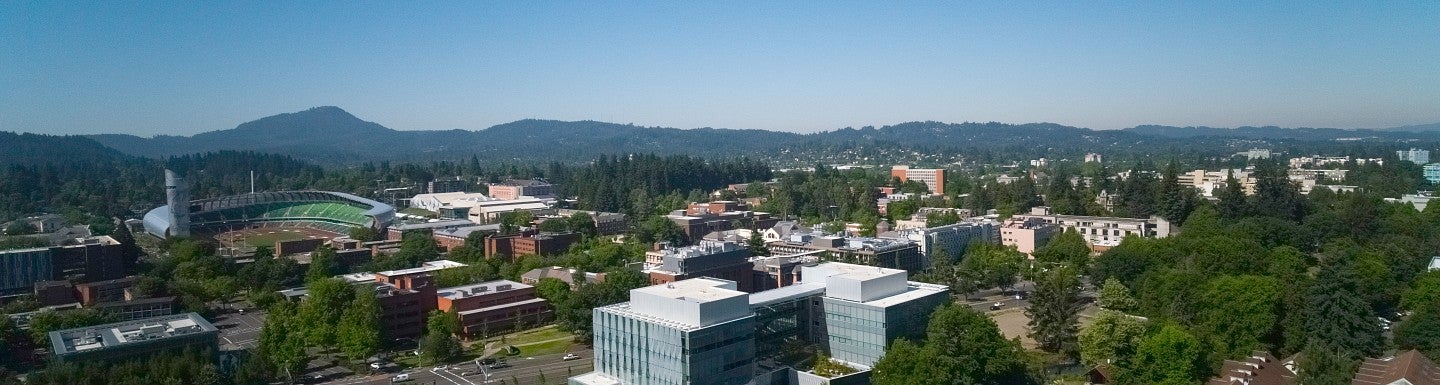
<box><xmin>990</xmin><ymin>302</ymin><xmax>1003</xmax><ymax>310</ymax></box>
<box><xmin>488</xmin><ymin>362</ymin><xmax>510</xmax><ymax>370</ymax></box>
<box><xmin>563</xmin><ymin>353</ymin><xmax>581</xmax><ymax>361</ymax></box>
<box><xmin>391</xmin><ymin>373</ymin><xmax>412</xmax><ymax>383</ymax></box>
<box><xmin>479</xmin><ymin>357</ymin><xmax>497</xmax><ymax>365</ymax></box>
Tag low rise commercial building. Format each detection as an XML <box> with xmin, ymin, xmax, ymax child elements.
<box><xmin>1001</xmin><ymin>217</ymin><xmax>1061</xmax><ymax>255</ymax></box>
<box><xmin>426</xmin><ymin>178</ymin><xmax>469</xmax><ymax>194</ymax></box>
<box><xmin>437</xmin><ymin>280</ymin><xmax>551</xmax><ymax>338</ymax></box>
<box><xmin>0</xmin><ymin>235</ymin><xmax>127</xmax><ymax>296</ymax></box>
<box><xmin>484</xmin><ymin>231</ymin><xmax>580</xmax><ymax>259</ymax></box>
<box><xmin>520</xmin><ymin>266</ymin><xmax>606</xmax><ymax>288</ymax></box>
<box><xmin>556</xmin><ymin>209</ymin><xmax>630</xmax><ymax>235</ymax></box>
<box><xmin>667</xmin><ymin>201</ymin><xmax>779</xmax><ymax>242</ymax></box>
<box><xmin>767</xmin><ymin>230</ymin><xmax>923</xmax><ymax>272</ymax></box>
<box><xmin>49</xmin><ymin>312</ymin><xmax>218</xmax><ymax>363</ymax></box>
<box><xmin>486</xmin><ymin>179</ymin><xmax>556</xmax><ymax>200</ymax></box>
<box><xmin>76</xmin><ymin>277</ymin><xmax>137</xmax><ymax>305</ymax></box>
<box><xmin>95</xmin><ymin>296</ymin><xmax>176</xmax><ymax>321</ymax></box>
<box><xmin>282</xmin><ymin>260</ymin><xmax>466</xmax><ymax>340</ymax></box>
<box><xmin>1012</xmin><ymin>206</ymin><xmax>1173</xmax><ymax>248</ymax></box>
<box><xmin>645</xmin><ymin>241</ymin><xmax>755</xmax><ymax>292</ymax></box>
<box><xmin>880</xmin><ymin>220</ymin><xmax>998</xmax><ymax>264</ymax></box>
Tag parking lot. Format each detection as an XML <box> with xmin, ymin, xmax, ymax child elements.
<box><xmin>213</xmin><ymin>307</ymin><xmax>267</xmax><ymax>351</ymax></box>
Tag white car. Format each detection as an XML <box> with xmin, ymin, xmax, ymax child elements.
<box><xmin>392</xmin><ymin>373</ymin><xmax>412</xmax><ymax>383</ymax></box>
<box><xmin>434</xmin><ymin>365</ymin><xmax>449</xmax><ymax>371</ymax></box>
<box><xmin>562</xmin><ymin>353</ymin><xmax>581</xmax><ymax>361</ymax></box>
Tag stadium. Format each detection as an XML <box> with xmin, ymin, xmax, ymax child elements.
<box><xmin>143</xmin><ymin>187</ymin><xmax>395</xmax><ymax>250</ymax></box>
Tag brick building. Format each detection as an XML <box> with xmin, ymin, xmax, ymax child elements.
<box><xmin>666</xmin><ymin>201</ymin><xmax>779</xmax><ymax>242</ymax></box>
<box><xmin>644</xmin><ymin>241</ymin><xmax>758</xmax><ymax>292</ymax></box>
<box><xmin>486</xmin><ymin>179</ymin><xmax>555</xmax><ymax>200</ymax></box>
<box><xmin>484</xmin><ymin>231</ymin><xmax>580</xmax><ymax>259</ymax></box>
<box><xmin>436</xmin><ymin>280</ymin><xmax>552</xmax><ymax>338</ymax></box>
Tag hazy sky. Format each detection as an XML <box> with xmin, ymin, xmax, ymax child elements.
<box><xmin>2</xmin><ymin>2</ymin><xmax>1437</xmax><ymax>136</ymax></box>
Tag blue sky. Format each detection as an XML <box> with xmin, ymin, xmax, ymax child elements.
<box><xmin>2</xmin><ymin>2</ymin><xmax>1437</xmax><ymax>136</ymax></box>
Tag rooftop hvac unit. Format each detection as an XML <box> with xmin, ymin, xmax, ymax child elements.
<box><xmin>497</xmin><ymin>284</ymin><xmax>512</xmax><ymax>291</ymax></box>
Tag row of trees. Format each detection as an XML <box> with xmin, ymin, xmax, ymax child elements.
<box><xmin>253</xmin><ymin>278</ymin><xmax>381</xmax><ymax>382</ymax></box>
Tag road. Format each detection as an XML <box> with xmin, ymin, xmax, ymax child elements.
<box><xmin>321</xmin><ymin>349</ymin><xmax>594</xmax><ymax>385</ymax></box>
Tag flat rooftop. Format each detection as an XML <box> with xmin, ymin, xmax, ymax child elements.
<box><xmin>376</xmin><ymin>260</ymin><xmax>467</xmax><ymax>277</ymax></box>
<box><xmin>458</xmin><ymin>297</ymin><xmax>548</xmax><ymax>316</ymax></box>
<box><xmin>862</xmin><ymin>282</ymin><xmax>950</xmax><ymax>308</ymax></box>
<box><xmin>389</xmin><ymin>219</ymin><xmax>476</xmax><ymax>231</ymax></box>
<box><xmin>632</xmin><ymin>277</ymin><xmax>747</xmax><ymax>305</ymax></box>
<box><xmin>812</xmin><ymin>262</ymin><xmax>905</xmax><ymax>281</ymax></box>
<box><xmin>438</xmin><ymin>280</ymin><xmax>530</xmax><ymax>300</ymax></box>
<box><xmin>50</xmin><ymin>313</ymin><xmax>216</xmax><ymax>356</ymax></box>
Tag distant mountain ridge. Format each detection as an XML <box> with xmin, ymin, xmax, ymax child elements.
<box><xmin>80</xmin><ymin>106</ymin><xmax>1440</xmax><ymax>165</ymax></box>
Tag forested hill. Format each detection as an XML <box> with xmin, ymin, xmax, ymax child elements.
<box><xmin>87</xmin><ymin>107</ymin><xmax>806</xmax><ymax>165</ymax></box>
<box><xmin>0</xmin><ymin>134</ymin><xmax>333</xmax><ymax>220</ymax></box>
<box><xmin>77</xmin><ymin>106</ymin><xmax>1440</xmax><ymax>165</ymax></box>
<box><xmin>1123</xmin><ymin>124</ymin><xmax>1440</xmax><ymax>140</ymax></box>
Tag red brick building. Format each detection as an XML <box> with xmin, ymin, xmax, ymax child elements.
<box><xmin>436</xmin><ymin>280</ymin><xmax>551</xmax><ymax>338</ymax></box>
<box><xmin>484</xmin><ymin>231</ymin><xmax>580</xmax><ymax>259</ymax></box>
<box><xmin>372</xmin><ymin>273</ymin><xmax>438</xmax><ymax>340</ymax></box>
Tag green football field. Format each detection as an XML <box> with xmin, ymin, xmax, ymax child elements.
<box><xmin>219</xmin><ymin>229</ymin><xmax>321</xmax><ymax>249</ymax></box>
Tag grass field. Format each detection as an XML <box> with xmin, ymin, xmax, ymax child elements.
<box><xmin>500</xmin><ymin>326</ymin><xmax>572</xmax><ymax>345</ymax></box>
<box><xmin>216</xmin><ymin>228</ymin><xmax>329</xmax><ymax>249</ymax></box>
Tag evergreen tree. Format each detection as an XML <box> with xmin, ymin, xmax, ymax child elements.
<box><xmin>1027</xmin><ymin>267</ymin><xmax>1082</xmax><ymax>355</ymax></box>
<box><xmin>745</xmin><ymin>230</ymin><xmax>769</xmax><ymax>257</ymax></box>
<box><xmin>1304</xmin><ymin>256</ymin><xmax>1383</xmax><ymax>359</ymax></box>
<box><xmin>1217</xmin><ymin>170</ymin><xmax>1248</xmax><ymax>219</ymax></box>
<box><xmin>1155</xmin><ymin>161</ymin><xmax>1196</xmax><ymax>225</ymax></box>
<box><xmin>1251</xmin><ymin>160</ymin><xmax>1306</xmax><ymax>221</ymax></box>
<box><xmin>109</xmin><ymin>221</ymin><xmax>143</xmax><ymax>269</ymax></box>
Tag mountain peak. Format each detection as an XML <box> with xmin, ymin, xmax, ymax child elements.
<box><xmin>207</xmin><ymin>106</ymin><xmax>393</xmax><ymax>138</ymax></box>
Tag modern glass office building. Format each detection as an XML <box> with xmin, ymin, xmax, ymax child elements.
<box><xmin>573</xmin><ymin>263</ymin><xmax>949</xmax><ymax>385</ymax></box>
<box><xmin>578</xmin><ymin>278</ymin><xmax>755</xmax><ymax>385</ymax></box>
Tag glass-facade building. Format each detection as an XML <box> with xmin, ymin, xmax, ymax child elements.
<box><xmin>573</xmin><ymin>263</ymin><xmax>950</xmax><ymax>384</ymax></box>
<box><xmin>577</xmin><ymin>278</ymin><xmax>756</xmax><ymax>385</ymax></box>
<box><xmin>589</xmin><ymin>307</ymin><xmax>755</xmax><ymax>385</ymax></box>
<box><xmin>0</xmin><ymin>247</ymin><xmax>53</xmax><ymax>295</ymax></box>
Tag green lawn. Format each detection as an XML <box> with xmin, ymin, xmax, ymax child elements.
<box><xmin>498</xmin><ymin>326</ymin><xmax>573</xmax><ymax>346</ymax></box>
<box><xmin>514</xmin><ymin>338</ymin><xmax>573</xmax><ymax>358</ymax></box>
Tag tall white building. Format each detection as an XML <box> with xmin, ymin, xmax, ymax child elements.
<box><xmin>1398</xmin><ymin>148</ymin><xmax>1430</xmax><ymax>164</ymax></box>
